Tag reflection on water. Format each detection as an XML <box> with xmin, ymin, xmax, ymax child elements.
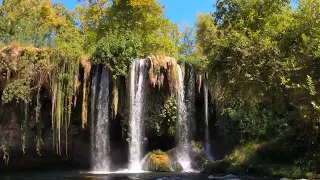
<box><xmin>0</xmin><ymin>171</ymin><xmax>278</xmax><ymax>180</ymax></box>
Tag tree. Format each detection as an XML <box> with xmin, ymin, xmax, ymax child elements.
<box><xmin>76</xmin><ymin>0</ymin><xmax>111</xmax><ymax>54</ymax></box>
<box><xmin>77</xmin><ymin>0</ymin><xmax>180</xmax><ymax>57</ymax></box>
<box><xmin>0</xmin><ymin>0</ymin><xmax>71</xmax><ymax>47</ymax></box>
<box><xmin>196</xmin><ymin>0</ymin><xmax>320</xmax><ymax>149</ymax></box>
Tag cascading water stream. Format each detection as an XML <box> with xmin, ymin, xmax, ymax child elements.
<box><xmin>176</xmin><ymin>65</ymin><xmax>192</xmax><ymax>171</ymax></box>
<box><xmin>128</xmin><ymin>59</ymin><xmax>147</xmax><ymax>172</ymax></box>
<box><xmin>90</xmin><ymin>66</ymin><xmax>99</xmax><ymax>170</ymax></box>
<box><xmin>187</xmin><ymin>69</ymin><xmax>195</xmax><ymax>139</ymax></box>
<box><xmin>91</xmin><ymin>66</ymin><xmax>110</xmax><ymax>172</ymax></box>
<box><xmin>204</xmin><ymin>82</ymin><xmax>214</xmax><ymax>160</ymax></box>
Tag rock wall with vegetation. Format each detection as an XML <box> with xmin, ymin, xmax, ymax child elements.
<box><xmin>0</xmin><ymin>0</ymin><xmax>320</xmax><ymax>178</ymax></box>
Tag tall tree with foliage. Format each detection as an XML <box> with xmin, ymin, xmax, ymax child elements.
<box><xmin>196</xmin><ymin>0</ymin><xmax>320</xmax><ymax>148</ymax></box>
<box><xmin>77</xmin><ymin>0</ymin><xmax>180</xmax><ymax>57</ymax></box>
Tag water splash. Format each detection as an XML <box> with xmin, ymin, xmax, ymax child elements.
<box><xmin>140</xmin><ymin>154</ymin><xmax>150</xmax><ymax>169</ymax></box>
<box><xmin>129</xmin><ymin>59</ymin><xmax>147</xmax><ymax>172</ymax></box>
<box><xmin>204</xmin><ymin>82</ymin><xmax>214</xmax><ymax>161</ymax></box>
<box><xmin>176</xmin><ymin>64</ymin><xmax>192</xmax><ymax>172</ymax></box>
<box><xmin>91</xmin><ymin>66</ymin><xmax>111</xmax><ymax>172</ymax></box>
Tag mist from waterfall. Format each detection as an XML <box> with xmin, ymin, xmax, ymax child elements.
<box><xmin>204</xmin><ymin>82</ymin><xmax>214</xmax><ymax>160</ymax></box>
<box><xmin>128</xmin><ymin>59</ymin><xmax>147</xmax><ymax>172</ymax></box>
<box><xmin>91</xmin><ymin>66</ymin><xmax>111</xmax><ymax>172</ymax></box>
<box><xmin>176</xmin><ymin>64</ymin><xmax>192</xmax><ymax>171</ymax></box>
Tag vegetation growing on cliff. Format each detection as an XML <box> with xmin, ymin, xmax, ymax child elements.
<box><xmin>0</xmin><ymin>0</ymin><xmax>182</xmax><ymax>158</ymax></box>
<box><xmin>0</xmin><ymin>0</ymin><xmax>83</xmax><ymax>156</ymax></box>
<box><xmin>0</xmin><ymin>0</ymin><xmax>319</xmax><ymax>177</ymax></box>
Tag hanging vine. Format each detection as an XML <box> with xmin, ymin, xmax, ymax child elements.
<box><xmin>35</xmin><ymin>86</ymin><xmax>42</xmax><ymax>155</ymax></box>
<box><xmin>1</xmin><ymin>144</ymin><xmax>9</xmax><ymax>165</ymax></box>
<box><xmin>112</xmin><ymin>78</ymin><xmax>119</xmax><ymax>118</ymax></box>
<box><xmin>44</xmin><ymin>46</ymin><xmax>81</xmax><ymax>155</ymax></box>
<box><xmin>81</xmin><ymin>56</ymin><xmax>92</xmax><ymax>128</ymax></box>
<box><xmin>51</xmin><ymin>81</ymin><xmax>57</xmax><ymax>154</ymax></box>
<box><xmin>196</xmin><ymin>73</ymin><xmax>203</xmax><ymax>93</ymax></box>
<box><xmin>146</xmin><ymin>55</ymin><xmax>179</xmax><ymax>94</ymax></box>
<box><xmin>21</xmin><ymin>101</ymin><xmax>29</xmax><ymax>155</ymax></box>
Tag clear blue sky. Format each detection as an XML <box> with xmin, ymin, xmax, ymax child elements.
<box><xmin>53</xmin><ymin>0</ymin><xmax>215</xmax><ymax>29</ymax></box>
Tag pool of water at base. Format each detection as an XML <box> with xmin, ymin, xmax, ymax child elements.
<box><xmin>0</xmin><ymin>171</ymin><xmax>279</xmax><ymax>180</ymax></box>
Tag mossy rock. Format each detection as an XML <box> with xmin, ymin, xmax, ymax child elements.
<box><xmin>144</xmin><ymin>149</ymin><xmax>183</xmax><ymax>172</ymax></box>
<box><xmin>147</xmin><ymin>153</ymin><xmax>171</xmax><ymax>172</ymax></box>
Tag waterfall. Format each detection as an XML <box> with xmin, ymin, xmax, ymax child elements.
<box><xmin>187</xmin><ymin>69</ymin><xmax>195</xmax><ymax>139</ymax></box>
<box><xmin>128</xmin><ymin>59</ymin><xmax>147</xmax><ymax>172</ymax></box>
<box><xmin>204</xmin><ymin>82</ymin><xmax>214</xmax><ymax>160</ymax></box>
<box><xmin>176</xmin><ymin>64</ymin><xmax>192</xmax><ymax>171</ymax></box>
<box><xmin>90</xmin><ymin>66</ymin><xmax>99</xmax><ymax>170</ymax></box>
<box><xmin>91</xmin><ymin>66</ymin><xmax>110</xmax><ymax>172</ymax></box>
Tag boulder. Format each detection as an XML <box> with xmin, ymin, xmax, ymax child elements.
<box><xmin>144</xmin><ymin>150</ymin><xmax>183</xmax><ymax>172</ymax></box>
<box><xmin>147</xmin><ymin>153</ymin><xmax>171</xmax><ymax>172</ymax></box>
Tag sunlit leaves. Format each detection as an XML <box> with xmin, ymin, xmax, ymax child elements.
<box><xmin>77</xmin><ymin>0</ymin><xmax>180</xmax><ymax>57</ymax></box>
<box><xmin>196</xmin><ymin>0</ymin><xmax>320</xmax><ymax>146</ymax></box>
<box><xmin>94</xmin><ymin>31</ymin><xmax>142</xmax><ymax>77</ymax></box>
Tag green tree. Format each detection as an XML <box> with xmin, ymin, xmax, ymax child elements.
<box><xmin>196</xmin><ymin>0</ymin><xmax>320</xmax><ymax>149</ymax></box>
<box><xmin>0</xmin><ymin>0</ymin><xmax>72</xmax><ymax>47</ymax></box>
<box><xmin>77</xmin><ymin>0</ymin><xmax>180</xmax><ymax>57</ymax></box>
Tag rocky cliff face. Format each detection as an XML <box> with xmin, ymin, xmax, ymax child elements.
<box><xmin>0</xmin><ymin>117</ymin><xmax>22</xmax><ymax>166</ymax></box>
<box><xmin>0</xmin><ymin>108</ymin><xmax>22</xmax><ymax>155</ymax></box>
<box><xmin>0</xmin><ymin>113</ymin><xmax>91</xmax><ymax>171</ymax></box>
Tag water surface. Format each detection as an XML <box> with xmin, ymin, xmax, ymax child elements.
<box><xmin>0</xmin><ymin>171</ymin><xmax>278</xmax><ymax>180</ymax></box>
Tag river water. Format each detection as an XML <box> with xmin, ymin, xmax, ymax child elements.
<box><xmin>0</xmin><ymin>171</ymin><xmax>279</xmax><ymax>180</ymax></box>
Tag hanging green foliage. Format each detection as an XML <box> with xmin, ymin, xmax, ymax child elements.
<box><xmin>0</xmin><ymin>45</ymin><xmax>81</xmax><ymax>155</ymax></box>
<box><xmin>146</xmin><ymin>89</ymin><xmax>177</xmax><ymax>136</ymax></box>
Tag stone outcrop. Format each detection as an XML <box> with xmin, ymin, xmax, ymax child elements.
<box><xmin>146</xmin><ymin>55</ymin><xmax>179</xmax><ymax>93</ymax></box>
<box><xmin>143</xmin><ymin>149</ymin><xmax>184</xmax><ymax>172</ymax></box>
<box><xmin>147</xmin><ymin>153</ymin><xmax>171</xmax><ymax>171</ymax></box>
